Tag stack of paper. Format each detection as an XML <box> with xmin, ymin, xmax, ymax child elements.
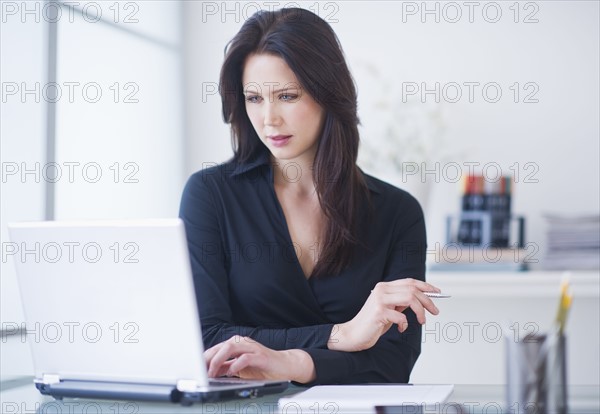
<box><xmin>278</xmin><ymin>384</ymin><xmax>454</xmax><ymax>414</ymax></box>
<box><xmin>543</xmin><ymin>214</ymin><xmax>600</xmax><ymax>270</ymax></box>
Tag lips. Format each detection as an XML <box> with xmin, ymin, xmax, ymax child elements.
<box><xmin>267</xmin><ymin>135</ymin><xmax>292</xmax><ymax>147</ymax></box>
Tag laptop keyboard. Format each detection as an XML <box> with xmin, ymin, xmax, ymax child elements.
<box><xmin>209</xmin><ymin>380</ymin><xmax>253</xmax><ymax>386</ymax></box>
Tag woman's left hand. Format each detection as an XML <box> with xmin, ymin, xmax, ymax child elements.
<box><xmin>204</xmin><ymin>335</ymin><xmax>316</xmax><ymax>384</ymax></box>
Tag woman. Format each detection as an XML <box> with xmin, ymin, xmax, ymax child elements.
<box><xmin>179</xmin><ymin>7</ymin><xmax>441</xmax><ymax>385</ymax></box>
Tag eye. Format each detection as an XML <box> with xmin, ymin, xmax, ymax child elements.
<box><xmin>245</xmin><ymin>95</ymin><xmax>262</xmax><ymax>103</ymax></box>
<box><xmin>280</xmin><ymin>93</ymin><xmax>299</xmax><ymax>102</ymax></box>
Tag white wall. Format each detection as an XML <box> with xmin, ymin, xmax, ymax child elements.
<box><xmin>1</xmin><ymin>0</ymin><xmax>185</xmax><ymax>329</ymax></box>
<box><xmin>183</xmin><ymin>1</ymin><xmax>238</xmax><ymax>173</ymax></box>
<box><xmin>1</xmin><ymin>1</ymin><xmax>47</xmax><ymax>326</ymax></box>
<box><xmin>53</xmin><ymin>1</ymin><xmax>185</xmax><ymax>219</ymax></box>
<box><xmin>183</xmin><ymin>1</ymin><xmax>600</xmax><ymax>268</ymax></box>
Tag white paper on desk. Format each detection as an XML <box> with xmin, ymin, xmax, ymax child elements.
<box><xmin>278</xmin><ymin>384</ymin><xmax>454</xmax><ymax>414</ymax></box>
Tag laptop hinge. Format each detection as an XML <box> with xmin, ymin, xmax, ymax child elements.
<box><xmin>40</xmin><ymin>374</ymin><xmax>61</xmax><ymax>385</ymax></box>
<box><xmin>176</xmin><ymin>379</ymin><xmax>199</xmax><ymax>392</ymax></box>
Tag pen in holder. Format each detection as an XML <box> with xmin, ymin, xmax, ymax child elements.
<box><xmin>505</xmin><ymin>330</ymin><xmax>567</xmax><ymax>414</ymax></box>
<box><xmin>506</xmin><ymin>277</ymin><xmax>571</xmax><ymax>414</ymax></box>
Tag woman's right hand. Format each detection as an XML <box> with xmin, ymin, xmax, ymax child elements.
<box><xmin>328</xmin><ymin>278</ymin><xmax>441</xmax><ymax>352</ymax></box>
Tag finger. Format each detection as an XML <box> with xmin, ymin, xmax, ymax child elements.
<box><xmin>380</xmin><ymin>291</ymin><xmax>427</xmax><ymax>324</ymax></box>
<box><xmin>227</xmin><ymin>353</ymin><xmax>264</xmax><ymax>377</ymax></box>
<box><xmin>392</xmin><ymin>310</ymin><xmax>409</xmax><ymax>333</ymax></box>
<box><xmin>206</xmin><ymin>345</ymin><xmax>231</xmax><ymax>378</ymax></box>
<box><xmin>415</xmin><ymin>290</ymin><xmax>440</xmax><ymax>316</ymax></box>
<box><xmin>226</xmin><ymin>354</ymin><xmax>250</xmax><ymax>376</ymax></box>
<box><xmin>407</xmin><ymin>296</ymin><xmax>428</xmax><ymax>324</ymax></box>
<box><xmin>212</xmin><ymin>359</ymin><xmax>235</xmax><ymax>378</ymax></box>
<box><xmin>208</xmin><ymin>342</ymin><xmax>241</xmax><ymax>377</ymax></box>
<box><xmin>204</xmin><ymin>334</ymin><xmax>246</xmax><ymax>363</ymax></box>
<box><xmin>407</xmin><ymin>279</ymin><xmax>442</xmax><ymax>294</ymax></box>
<box><xmin>205</xmin><ymin>335</ymin><xmax>251</xmax><ymax>366</ymax></box>
<box><xmin>382</xmin><ymin>308</ymin><xmax>408</xmax><ymax>332</ymax></box>
<box><xmin>380</xmin><ymin>285</ymin><xmax>440</xmax><ymax>316</ymax></box>
<box><xmin>204</xmin><ymin>342</ymin><xmax>225</xmax><ymax>365</ymax></box>
<box><xmin>385</xmin><ymin>278</ymin><xmax>441</xmax><ymax>293</ymax></box>
<box><xmin>207</xmin><ymin>340</ymin><xmax>251</xmax><ymax>378</ymax></box>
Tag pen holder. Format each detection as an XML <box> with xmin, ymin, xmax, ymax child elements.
<box><xmin>505</xmin><ymin>332</ymin><xmax>567</xmax><ymax>414</ymax></box>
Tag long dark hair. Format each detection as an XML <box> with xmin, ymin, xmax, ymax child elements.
<box><xmin>219</xmin><ymin>7</ymin><xmax>370</xmax><ymax>277</ymax></box>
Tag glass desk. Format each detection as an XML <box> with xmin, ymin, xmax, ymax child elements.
<box><xmin>1</xmin><ymin>376</ymin><xmax>598</xmax><ymax>413</ymax></box>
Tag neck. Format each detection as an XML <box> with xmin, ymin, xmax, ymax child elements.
<box><xmin>272</xmin><ymin>157</ymin><xmax>317</xmax><ymax>197</ymax></box>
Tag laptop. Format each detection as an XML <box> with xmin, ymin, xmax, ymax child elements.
<box><xmin>7</xmin><ymin>219</ymin><xmax>289</xmax><ymax>405</ymax></box>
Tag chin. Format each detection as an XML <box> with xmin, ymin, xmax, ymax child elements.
<box><xmin>269</xmin><ymin>148</ymin><xmax>298</xmax><ymax>160</ymax></box>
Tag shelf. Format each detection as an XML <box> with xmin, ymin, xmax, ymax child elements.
<box><xmin>425</xmin><ymin>270</ymin><xmax>599</xmax><ymax>298</ymax></box>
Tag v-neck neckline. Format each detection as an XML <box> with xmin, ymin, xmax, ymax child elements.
<box><xmin>269</xmin><ymin>169</ymin><xmax>316</xmax><ymax>281</ymax></box>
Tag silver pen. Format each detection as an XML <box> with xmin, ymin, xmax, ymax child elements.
<box><xmin>424</xmin><ymin>292</ymin><xmax>451</xmax><ymax>298</ymax></box>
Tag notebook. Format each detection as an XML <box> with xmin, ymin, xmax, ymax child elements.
<box><xmin>278</xmin><ymin>384</ymin><xmax>454</xmax><ymax>413</ymax></box>
<box><xmin>7</xmin><ymin>219</ymin><xmax>288</xmax><ymax>405</ymax></box>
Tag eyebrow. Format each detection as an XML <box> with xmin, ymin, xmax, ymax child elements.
<box><xmin>243</xmin><ymin>87</ymin><xmax>300</xmax><ymax>95</ymax></box>
<box><xmin>272</xmin><ymin>88</ymin><xmax>299</xmax><ymax>94</ymax></box>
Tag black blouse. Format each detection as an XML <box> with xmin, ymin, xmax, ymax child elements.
<box><xmin>179</xmin><ymin>149</ymin><xmax>427</xmax><ymax>385</ymax></box>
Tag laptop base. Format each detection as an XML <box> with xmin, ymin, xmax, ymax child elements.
<box><xmin>180</xmin><ymin>381</ymin><xmax>290</xmax><ymax>406</ymax></box>
<box><xmin>35</xmin><ymin>378</ymin><xmax>289</xmax><ymax>406</ymax></box>
<box><xmin>35</xmin><ymin>379</ymin><xmax>180</xmax><ymax>402</ymax></box>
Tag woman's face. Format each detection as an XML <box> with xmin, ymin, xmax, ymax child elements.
<box><xmin>242</xmin><ymin>53</ymin><xmax>325</xmax><ymax>166</ymax></box>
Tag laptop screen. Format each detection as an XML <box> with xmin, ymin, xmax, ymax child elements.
<box><xmin>8</xmin><ymin>219</ymin><xmax>208</xmax><ymax>387</ymax></box>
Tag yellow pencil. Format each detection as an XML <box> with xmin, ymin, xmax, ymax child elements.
<box><xmin>555</xmin><ymin>274</ymin><xmax>573</xmax><ymax>335</ymax></box>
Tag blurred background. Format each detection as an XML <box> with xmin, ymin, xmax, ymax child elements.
<box><xmin>2</xmin><ymin>0</ymin><xmax>599</xmax><ymax>388</ymax></box>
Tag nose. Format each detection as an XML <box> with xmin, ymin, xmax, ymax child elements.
<box><xmin>263</xmin><ymin>101</ymin><xmax>281</xmax><ymax>127</ymax></box>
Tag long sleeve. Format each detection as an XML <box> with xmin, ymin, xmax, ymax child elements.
<box><xmin>303</xmin><ymin>193</ymin><xmax>426</xmax><ymax>384</ymax></box>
